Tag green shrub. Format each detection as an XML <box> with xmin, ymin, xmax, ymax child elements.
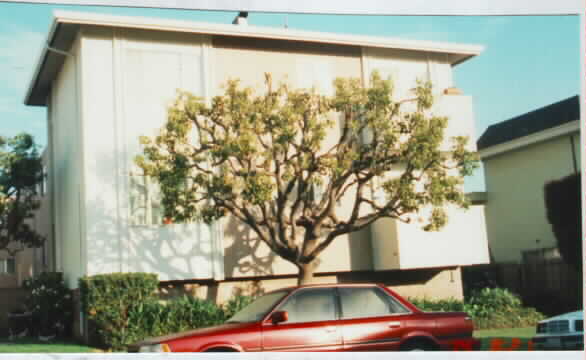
<box><xmin>127</xmin><ymin>295</ymin><xmax>227</xmax><ymax>341</ymax></box>
<box><xmin>22</xmin><ymin>272</ymin><xmax>73</xmax><ymax>337</ymax></box>
<box><xmin>409</xmin><ymin>287</ymin><xmax>545</xmax><ymax>330</ymax></box>
<box><xmin>409</xmin><ymin>297</ymin><xmax>464</xmax><ymax>313</ymax></box>
<box><xmin>79</xmin><ymin>272</ymin><xmax>258</xmax><ymax>351</ymax></box>
<box><xmin>79</xmin><ymin>273</ymin><xmax>159</xmax><ymax>350</ymax></box>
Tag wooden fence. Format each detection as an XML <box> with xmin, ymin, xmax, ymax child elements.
<box><xmin>0</xmin><ymin>288</ymin><xmax>29</xmax><ymax>337</ymax></box>
<box><xmin>463</xmin><ymin>257</ymin><xmax>582</xmax><ymax>316</ymax></box>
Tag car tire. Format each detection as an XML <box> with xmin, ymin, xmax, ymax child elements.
<box><xmin>402</xmin><ymin>340</ymin><xmax>434</xmax><ymax>351</ymax></box>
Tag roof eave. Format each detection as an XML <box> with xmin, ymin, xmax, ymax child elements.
<box><xmin>24</xmin><ymin>15</ymin><xmax>61</xmax><ymax>107</ymax></box>
<box><xmin>478</xmin><ymin>120</ymin><xmax>580</xmax><ymax>160</ymax></box>
<box><xmin>24</xmin><ymin>10</ymin><xmax>484</xmax><ymax>107</ymax></box>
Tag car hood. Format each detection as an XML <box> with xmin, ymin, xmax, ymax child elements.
<box><xmin>541</xmin><ymin>310</ymin><xmax>583</xmax><ymax>322</ymax></box>
<box><xmin>134</xmin><ymin>322</ymin><xmax>257</xmax><ymax>346</ymax></box>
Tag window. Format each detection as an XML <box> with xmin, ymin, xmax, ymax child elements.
<box><xmin>129</xmin><ymin>173</ymin><xmax>164</xmax><ymax>226</ymax></box>
<box><xmin>228</xmin><ymin>290</ymin><xmax>290</xmax><ymax>323</ymax></box>
<box><xmin>40</xmin><ymin>165</ymin><xmax>47</xmax><ymax>196</ymax></box>
<box><xmin>122</xmin><ymin>40</ymin><xmax>206</xmax><ymax>226</ymax></box>
<box><xmin>277</xmin><ymin>288</ymin><xmax>337</xmax><ymax>323</ymax></box>
<box><xmin>0</xmin><ymin>258</ymin><xmax>16</xmax><ymax>275</ymax></box>
<box><xmin>339</xmin><ymin>287</ymin><xmax>409</xmax><ymax>319</ymax></box>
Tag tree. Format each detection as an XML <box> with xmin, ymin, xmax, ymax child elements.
<box><xmin>544</xmin><ymin>173</ymin><xmax>582</xmax><ymax>271</ymax></box>
<box><xmin>0</xmin><ymin>133</ymin><xmax>45</xmax><ymax>256</ymax></box>
<box><xmin>136</xmin><ymin>72</ymin><xmax>479</xmax><ymax>284</ymax></box>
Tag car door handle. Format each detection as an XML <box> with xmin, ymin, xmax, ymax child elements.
<box><xmin>388</xmin><ymin>321</ymin><xmax>401</xmax><ymax>328</ymax></box>
<box><xmin>325</xmin><ymin>326</ymin><xmax>337</xmax><ymax>333</ymax></box>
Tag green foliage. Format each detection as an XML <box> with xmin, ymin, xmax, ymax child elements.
<box><xmin>409</xmin><ymin>288</ymin><xmax>545</xmax><ymax>330</ymax></box>
<box><xmin>136</xmin><ymin>71</ymin><xmax>479</xmax><ymax>283</ymax></box>
<box><xmin>79</xmin><ymin>272</ymin><xmax>256</xmax><ymax>351</ymax></box>
<box><xmin>79</xmin><ymin>273</ymin><xmax>159</xmax><ymax>350</ymax></box>
<box><xmin>22</xmin><ymin>272</ymin><xmax>73</xmax><ymax>336</ymax></box>
<box><xmin>0</xmin><ymin>133</ymin><xmax>45</xmax><ymax>255</ymax></box>
<box><xmin>128</xmin><ymin>296</ymin><xmax>227</xmax><ymax>341</ymax></box>
<box><xmin>544</xmin><ymin>173</ymin><xmax>582</xmax><ymax>271</ymax></box>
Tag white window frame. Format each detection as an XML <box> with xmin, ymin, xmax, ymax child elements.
<box><xmin>0</xmin><ymin>258</ymin><xmax>16</xmax><ymax>275</ymax></box>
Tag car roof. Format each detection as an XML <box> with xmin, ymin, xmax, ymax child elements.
<box><xmin>541</xmin><ymin>310</ymin><xmax>584</xmax><ymax>322</ymax></box>
<box><xmin>271</xmin><ymin>283</ymin><xmax>386</xmax><ymax>292</ymax></box>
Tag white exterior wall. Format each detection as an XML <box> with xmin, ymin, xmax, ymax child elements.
<box><xmin>212</xmin><ymin>40</ymin><xmax>375</xmax><ymax>277</ymax></box>
<box><xmin>364</xmin><ymin>47</ymin><xmax>476</xmax><ymax>150</ymax></box>
<box><xmin>78</xmin><ymin>27</ymin><xmax>120</xmax><ymax>277</ymax></box>
<box><xmin>364</xmin><ymin>47</ymin><xmax>453</xmax><ymax>98</ymax></box>
<box><xmin>396</xmin><ymin>205</ymin><xmax>489</xmax><ymax>269</ymax></box>
<box><xmin>78</xmin><ymin>27</ymin><xmax>223</xmax><ymax>282</ymax></box>
<box><xmin>46</xmin><ymin>25</ymin><xmax>486</xmax><ymax>284</ymax></box>
<box><xmin>371</xmin><ymin>205</ymin><xmax>489</xmax><ymax>270</ymax></box>
<box><xmin>366</xmin><ymin>47</ymin><xmax>488</xmax><ymax>270</ymax></box>
<box><xmin>49</xmin><ymin>37</ymin><xmax>84</xmax><ymax>288</ymax></box>
<box><xmin>482</xmin><ymin>133</ymin><xmax>580</xmax><ymax>263</ymax></box>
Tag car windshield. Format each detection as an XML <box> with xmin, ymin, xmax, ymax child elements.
<box><xmin>227</xmin><ymin>290</ymin><xmax>290</xmax><ymax>323</ymax></box>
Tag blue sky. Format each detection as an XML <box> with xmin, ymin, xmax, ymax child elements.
<box><xmin>0</xmin><ymin>3</ymin><xmax>581</xmax><ymax>192</ymax></box>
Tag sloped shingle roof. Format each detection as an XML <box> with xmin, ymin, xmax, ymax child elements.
<box><xmin>477</xmin><ymin>95</ymin><xmax>580</xmax><ymax>150</ymax></box>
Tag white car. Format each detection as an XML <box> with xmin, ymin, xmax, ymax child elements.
<box><xmin>532</xmin><ymin>310</ymin><xmax>584</xmax><ymax>350</ymax></box>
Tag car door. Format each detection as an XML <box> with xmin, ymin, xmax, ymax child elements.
<box><xmin>261</xmin><ymin>287</ymin><xmax>342</xmax><ymax>351</ymax></box>
<box><xmin>337</xmin><ymin>286</ymin><xmax>411</xmax><ymax>351</ymax></box>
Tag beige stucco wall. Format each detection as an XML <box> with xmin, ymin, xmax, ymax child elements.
<box><xmin>0</xmin><ymin>198</ymin><xmax>49</xmax><ymax>289</ymax></box>
<box><xmin>0</xmin><ymin>249</ymin><xmax>35</xmax><ymax>288</ymax></box>
<box><xmin>482</xmin><ymin>132</ymin><xmax>581</xmax><ymax>263</ymax></box>
<box><xmin>30</xmin><ymin>197</ymin><xmax>53</xmax><ymax>277</ymax></box>
<box><xmin>0</xmin><ymin>256</ymin><xmax>18</xmax><ymax>288</ymax></box>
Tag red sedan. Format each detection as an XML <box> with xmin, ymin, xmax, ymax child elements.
<box><xmin>133</xmin><ymin>283</ymin><xmax>479</xmax><ymax>352</ymax></box>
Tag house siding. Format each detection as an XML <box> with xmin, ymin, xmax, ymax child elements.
<box><xmin>213</xmin><ymin>36</ymin><xmax>374</xmax><ymax>277</ymax></box>
<box><xmin>79</xmin><ymin>26</ymin><xmax>123</xmax><ymax>277</ymax></box>
<box><xmin>483</xmin><ymin>132</ymin><xmax>581</xmax><ymax>263</ymax></box>
<box><xmin>78</xmin><ymin>27</ymin><xmax>224</xmax><ymax>281</ymax></box>
<box><xmin>31</xmin><ymin>19</ymin><xmax>487</xmax><ymax>302</ymax></box>
<box><xmin>49</xmin><ymin>36</ymin><xmax>84</xmax><ymax>289</ymax></box>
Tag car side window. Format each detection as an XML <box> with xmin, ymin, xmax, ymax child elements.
<box><xmin>277</xmin><ymin>288</ymin><xmax>337</xmax><ymax>323</ymax></box>
<box><xmin>339</xmin><ymin>287</ymin><xmax>409</xmax><ymax>319</ymax></box>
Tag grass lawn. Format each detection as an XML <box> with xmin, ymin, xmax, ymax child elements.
<box><xmin>474</xmin><ymin>327</ymin><xmax>536</xmax><ymax>351</ymax></box>
<box><xmin>0</xmin><ymin>338</ymin><xmax>99</xmax><ymax>353</ymax></box>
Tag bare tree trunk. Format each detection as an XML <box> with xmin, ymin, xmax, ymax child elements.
<box><xmin>297</xmin><ymin>262</ymin><xmax>317</xmax><ymax>285</ymax></box>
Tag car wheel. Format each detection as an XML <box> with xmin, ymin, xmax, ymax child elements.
<box><xmin>402</xmin><ymin>340</ymin><xmax>434</xmax><ymax>351</ymax></box>
<box><xmin>204</xmin><ymin>347</ymin><xmax>238</xmax><ymax>352</ymax></box>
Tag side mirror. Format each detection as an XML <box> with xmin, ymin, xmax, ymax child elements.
<box><xmin>269</xmin><ymin>310</ymin><xmax>288</xmax><ymax>324</ymax></box>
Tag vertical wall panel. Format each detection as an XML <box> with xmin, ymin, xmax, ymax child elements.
<box><xmin>50</xmin><ymin>37</ymin><xmax>83</xmax><ymax>289</ymax></box>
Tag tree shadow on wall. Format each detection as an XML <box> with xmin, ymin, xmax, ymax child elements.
<box><xmin>222</xmin><ymin>215</ymin><xmax>277</xmax><ymax>279</ymax></box>
<box><xmin>80</xmin><ymin>151</ymin><xmax>278</xmax><ymax>303</ymax></box>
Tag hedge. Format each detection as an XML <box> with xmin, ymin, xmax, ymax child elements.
<box><xmin>79</xmin><ymin>273</ymin><xmax>253</xmax><ymax>351</ymax></box>
<box><xmin>409</xmin><ymin>288</ymin><xmax>545</xmax><ymax>330</ymax></box>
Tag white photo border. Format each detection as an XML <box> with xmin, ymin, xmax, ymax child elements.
<box><xmin>0</xmin><ymin>0</ymin><xmax>583</xmax><ymax>359</ymax></box>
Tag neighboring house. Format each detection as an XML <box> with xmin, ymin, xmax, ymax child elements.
<box><xmin>0</xmin><ymin>151</ymin><xmax>52</xmax><ymax>333</ymax></box>
<box><xmin>24</xmin><ymin>11</ymin><xmax>489</xmax><ymax>312</ymax></box>
<box><xmin>0</xmin><ymin>150</ymin><xmax>52</xmax><ymax>289</ymax></box>
<box><xmin>477</xmin><ymin>95</ymin><xmax>581</xmax><ymax>264</ymax></box>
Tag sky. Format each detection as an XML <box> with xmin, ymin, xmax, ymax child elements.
<box><xmin>0</xmin><ymin>2</ymin><xmax>581</xmax><ymax>192</ymax></box>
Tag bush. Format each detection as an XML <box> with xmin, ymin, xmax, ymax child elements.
<box><xmin>409</xmin><ymin>287</ymin><xmax>545</xmax><ymax>330</ymax></box>
<box><xmin>129</xmin><ymin>296</ymin><xmax>227</xmax><ymax>339</ymax></box>
<box><xmin>79</xmin><ymin>273</ymin><xmax>159</xmax><ymax>350</ymax></box>
<box><xmin>79</xmin><ymin>272</ymin><xmax>258</xmax><ymax>351</ymax></box>
<box><xmin>22</xmin><ymin>272</ymin><xmax>73</xmax><ymax>337</ymax></box>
